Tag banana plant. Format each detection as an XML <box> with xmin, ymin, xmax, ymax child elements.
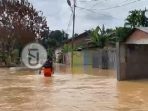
<box><xmin>90</xmin><ymin>25</ymin><xmax>108</xmax><ymax>48</ymax></box>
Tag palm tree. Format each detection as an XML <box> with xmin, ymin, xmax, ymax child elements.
<box><xmin>90</xmin><ymin>25</ymin><xmax>117</xmax><ymax>48</ymax></box>
<box><xmin>90</xmin><ymin>25</ymin><xmax>108</xmax><ymax>48</ymax></box>
<box><xmin>125</xmin><ymin>9</ymin><xmax>148</xmax><ymax>28</ymax></box>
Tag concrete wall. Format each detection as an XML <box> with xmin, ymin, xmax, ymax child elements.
<box><xmin>126</xmin><ymin>45</ymin><xmax>148</xmax><ymax>79</ymax></box>
<box><xmin>117</xmin><ymin>43</ymin><xmax>127</xmax><ymax>80</ymax></box>
<box><xmin>117</xmin><ymin>29</ymin><xmax>148</xmax><ymax>80</ymax></box>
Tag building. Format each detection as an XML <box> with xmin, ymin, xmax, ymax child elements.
<box><xmin>55</xmin><ymin>30</ymin><xmax>116</xmax><ymax>69</ymax></box>
<box><xmin>65</xmin><ymin>31</ymin><xmax>91</xmax><ymax>50</ymax></box>
<box><xmin>117</xmin><ymin>27</ymin><xmax>148</xmax><ymax>80</ymax></box>
<box><xmin>54</xmin><ymin>31</ymin><xmax>91</xmax><ymax>64</ymax></box>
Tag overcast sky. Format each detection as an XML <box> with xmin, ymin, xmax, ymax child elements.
<box><xmin>29</xmin><ymin>0</ymin><xmax>148</xmax><ymax>36</ymax></box>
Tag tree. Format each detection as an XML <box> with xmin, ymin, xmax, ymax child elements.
<box><xmin>0</xmin><ymin>0</ymin><xmax>49</xmax><ymax>65</ymax></box>
<box><xmin>90</xmin><ymin>25</ymin><xmax>109</xmax><ymax>48</ymax></box>
<box><xmin>105</xmin><ymin>28</ymin><xmax>116</xmax><ymax>45</ymax></box>
<box><xmin>49</xmin><ymin>30</ymin><xmax>68</xmax><ymax>47</ymax></box>
<box><xmin>41</xmin><ymin>30</ymin><xmax>68</xmax><ymax>49</ymax></box>
<box><xmin>125</xmin><ymin>9</ymin><xmax>148</xmax><ymax>28</ymax></box>
<box><xmin>40</xmin><ymin>30</ymin><xmax>68</xmax><ymax>58</ymax></box>
<box><xmin>115</xmin><ymin>27</ymin><xmax>132</xmax><ymax>42</ymax></box>
<box><xmin>62</xmin><ymin>44</ymin><xmax>72</xmax><ymax>53</ymax></box>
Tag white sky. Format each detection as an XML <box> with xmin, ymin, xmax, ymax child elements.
<box><xmin>28</xmin><ymin>0</ymin><xmax>148</xmax><ymax>36</ymax></box>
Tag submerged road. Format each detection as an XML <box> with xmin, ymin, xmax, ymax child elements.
<box><xmin>0</xmin><ymin>64</ymin><xmax>148</xmax><ymax>111</ymax></box>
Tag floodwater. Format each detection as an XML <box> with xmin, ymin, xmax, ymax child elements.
<box><xmin>0</xmin><ymin>64</ymin><xmax>148</xmax><ymax>111</ymax></box>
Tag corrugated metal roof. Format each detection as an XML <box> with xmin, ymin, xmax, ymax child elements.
<box><xmin>64</xmin><ymin>31</ymin><xmax>90</xmax><ymax>43</ymax></box>
<box><xmin>136</xmin><ymin>27</ymin><xmax>148</xmax><ymax>33</ymax></box>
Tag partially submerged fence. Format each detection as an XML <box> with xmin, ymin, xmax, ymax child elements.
<box><xmin>63</xmin><ymin>48</ymin><xmax>117</xmax><ymax>69</ymax></box>
<box><xmin>92</xmin><ymin>49</ymin><xmax>116</xmax><ymax>69</ymax></box>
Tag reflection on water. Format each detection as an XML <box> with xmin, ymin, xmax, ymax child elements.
<box><xmin>54</xmin><ymin>64</ymin><xmax>115</xmax><ymax>77</ymax></box>
<box><xmin>0</xmin><ymin>65</ymin><xmax>148</xmax><ymax>111</ymax></box>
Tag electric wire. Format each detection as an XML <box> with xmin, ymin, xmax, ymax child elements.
<box><xmin>77</xmin><ymin>0</ymin><xmax>142</xmax><ymax>13</ymax></box>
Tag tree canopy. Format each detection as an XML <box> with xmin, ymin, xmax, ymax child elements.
<box><xmin>0</xmin><ymin>0</ymin><xmax>49</xmax><ymax>65</ymax></box>
<box><xmin>125</xmin><ymin>9</ymin><xmax>148</xmax><ymax>28</ymax></box>
<box><xmin>41</xmin><ymin>30</ymin><xmax>68</xmax><ymax>49</ymax></box>
<box><xmin>90</xmin><ymin>25</ymin><xmax>116</xmax><ymax>48</ymax></box>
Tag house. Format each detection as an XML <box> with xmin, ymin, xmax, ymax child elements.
<box><xmin>55</xmin><ymin>30</ymin><xmax>116</xmax><ymax>68</ymax></box>
<box><xmin>65</xmin><ymin>31</ymin><xmax>91</xmax><ymax>50</ymax></box>
<box><xmin>117</xmin><ymin>27</ymin><xmax>148</xmax><ymax>80</ymax></box>
<box><xmin>54</xmin><ymin>31</ymin><xmax>91</xmax><ymax>64</ymax></box>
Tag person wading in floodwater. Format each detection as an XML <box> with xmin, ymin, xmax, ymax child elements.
<box><xmin>39</xmin><ymin>56</ymin><xmax>54</xmax><ymax>77</ymax></box>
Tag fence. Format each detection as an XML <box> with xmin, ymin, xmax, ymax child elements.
<box><xmin>63</xmin><ymin>48</ymin><xmax>117</xmax><ymax>69</ymax></box>
<box><xmin>92</xmin><ymin>48</ymin><xmax>116</xmax><ymax>69</ymax></box>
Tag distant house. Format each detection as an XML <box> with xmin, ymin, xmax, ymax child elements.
<box><xmin>117</xmin><ymin>27</ymin><xmax>148</xmax><ymax>80</ymax></box>
<box><xmin>65</xmin><ymin>31</ymin><xmax>91</xmax><ymax>50</ymax></box>
<box><xmin>54</xmin><ymin>31</ymin><xmax>91</xmax><ymax>64</ymax></box>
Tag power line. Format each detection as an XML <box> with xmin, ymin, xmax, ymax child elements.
<box><xmin>77</xmin><ymin>6</ymin><xmax>105</xmax><ymax>14</ymax></box>
<box><xmin>79</xmin><ymin>0</ymin><xmax>131</xmax><ymax>11</ymax></box>
<box><xmin>77</xmin><ymin>0</ymin><xmax>101</xmax><ymax>2</ymax></box>
<box><xmin>76</xmin><ymin>6</ymin><xmax>97</xmax><ymax>13</ymax></box>
<box><xmin>92</xmin><ymin>0</ymin><xmax>142</xmax><ymax>10</ymax></box>
<box><xmin>101</xmin><ymin>0</ymin><xmax>142</xmax><ymax>10</ymax></box>
<box><xmin>76</xmin><ymin>6</ymin><xmax>110</xmax><ymax>17</ymax></box>
<box><xmin>77</xmin><ymin>0</ymin><xmax>142</xmax><ymax>13</ymax></box>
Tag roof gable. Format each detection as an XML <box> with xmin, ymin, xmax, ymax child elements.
<box><xmin>126</xmin><ymin>27</ymin><xmax>148</xmax><ymax>44</ymax></box>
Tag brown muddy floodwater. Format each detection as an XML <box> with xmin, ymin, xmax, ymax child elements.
<box><xmin>0</xmin><ymin>64</ymin><xmax>148</xmax><ymax>111</ymax></box>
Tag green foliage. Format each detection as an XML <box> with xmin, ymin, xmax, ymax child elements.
<box><xmin>41</xmin><ymin>30</ymin><xmax>68</xmax><ymax>49</ymax></box>
<box><xmin>105</xmin><ymin>29</ymin><xmax>116</xmax><ymax>45</ymax></box>
<box><xmin>90</xmin><ymin>27</ymin><xmax>99</xmax><ymax>46</ymax></box>
<box><xmin>0</xmin><ymin>0</ymin><xmax>49</xmax><ymax>65</ymax></box>
<box><xmin>62</xmin><ymin>44</ymin><xmax>72</xmax><ymax>53</ymax></box>
<box><xmin>115</xmin><ymin>27</ymin><xmax>132</xmax><ymax>42</ymax></box>
<box><xmin>125</xmin><ymin>9</ymin><xmax>148</xmax><ymax>28</ymax></box>
<box><xmin>49</xmin><ymin>30</ymin><xmax>68</xmax><ymax>46</ymax></box>
<box><xmin>47</xmin><ymin>48</ymin><xmax>53</xmax><ymax>57</ymax></box>
<box><xmin>90</xmin><ymin>25</ymin><xmax>111</xmax><ymax>48</ymax></box>
<box><xmin>40</xmin><ymin>30</ymin><xmax>69</xmax><ymax>60</ymax></box>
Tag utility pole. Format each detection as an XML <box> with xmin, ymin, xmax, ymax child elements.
<box><xmin>72</xmin><ymin>0</ymin><xmax>76</xmax><ymax>68</ymax></box>
<box><xmin>67</xmin><ymin>0</ymin><xmax>76</xmax><ymax>67</ymax></box>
